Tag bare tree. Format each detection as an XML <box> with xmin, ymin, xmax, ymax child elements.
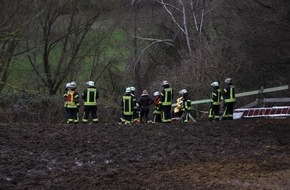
<box><xmin>220</xmin><ymin>0</ymin><xmax>290</xmax><ymax>90</ymax></box>
<box><xmin>156</xmin><ymin>0</ymin><xmax>192</xmax><ymax>53</ymax></box>
<box><xmin>124</xmin><ymin>0</ymin><xmax>176</xmax><ymax>94</ymax></box>
<box><xmin>25</xmin><ymin>0</ymin><xmax>100</xmax><ymax>95</ymax></box>
<box><xmin>142</xmin><ymin>0</ymin><xmax>227</xmax><ymax>96</ymax></box>
<box><xmin>154</xmin><ymin>0</ymin><xmax>224</xmax><ymax>52</ymax></box>
<box><xmin>0</xmin><ymin>0</ymin><xmax>34</xmax><ymax>92</ymax></box>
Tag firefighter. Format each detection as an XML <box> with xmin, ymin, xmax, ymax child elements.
<box><xmin>130</xmin><ymin>86</ymin><xmax>136</xmax><ymax>96</ymax></box>
<box><xmin>137</xmin><ymin>90</ymin><xmax>153</xmax><ymax>123</ymax></box>
<box><xmin>64</xmin><ymin>83</ymin><xmax>70</xmax><ymax>122</ymax></box>
<box><xmin>208</xmin><ymin>82</ymin><xmax>221</xmax><ymax>121</ymax></box>
<box><xmin>130</xmin><ymin>86</ymin><xmax>139</xmax><ymax>122</ymax></box>
<box><xmin>82</xmin><ymin>81</ymin><xmax>99</xmax><ymax>124</ymax></box>
<box><xmin>222</xmin><ymin>78</ymin><xmax>236</xmax><ymax>120</ymax></box>
<box><xmin>65</xmin><ymin>83</ymin><xmax>70</xmax><ymax>93</ymax></box>
<box><xmin>121</xmin><ymin>87</ymin><xmax>135</xmax><ymax>124</ymax></box>
<box><xmin>152</xmin><ymin>91</ymin><xmax>162</xmax><ymax>123</ymax></box>
<box><xmin>180</xmin><ymin>89</ymin><xmax>192</xmax><ymax>123</ymax></box>
<box><xmin>160</xmin><ymin>80</ymin><xmax>173</xmax><ymax>123</ymax></box>
<box><xmin>64</xmin><ymin>81</ymin><xmax>79</xmax><ymax>124</ymax></box>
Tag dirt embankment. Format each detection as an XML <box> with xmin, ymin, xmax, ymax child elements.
<box><xmin>0</xmin><ymin>119</ymin><xmax>289</xmax><ymax>190</ymax></box>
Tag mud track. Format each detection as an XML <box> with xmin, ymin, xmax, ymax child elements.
<box><xmin>1</xmin><ymin>119</ymin><xmax>289</xmax><ymax>189</ymax></box>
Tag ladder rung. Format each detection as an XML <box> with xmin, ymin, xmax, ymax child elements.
<box><xmin>270</xmin><ymin>109</ymin><xmax>276</xmax><ymax>114</ymax></box>
<box><xmin>265</xmin><ymin>109</ymin><xmax>271</xmax><ymax>115</ymax></box>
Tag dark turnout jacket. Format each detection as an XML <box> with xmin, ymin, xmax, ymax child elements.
<box><xmin>138</xmin><ymin>95</ymin><xmax>153</xmax><ymax>110</ymax></box>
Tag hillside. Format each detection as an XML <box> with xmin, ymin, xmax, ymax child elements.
<box><xmin>0</xmin><ymin>118</ymin><xmax>289</xmax><ymax>189</ymax></box>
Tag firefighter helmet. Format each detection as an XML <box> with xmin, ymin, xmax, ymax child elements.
<box><xmin>179</xmin><ymin>89</ymin><xmax>187</xmax><ymax>95</ymax></box>
<box><xmin>211</xmin><ymin>81</ymin><xmax>219</xmax><ymax>87</ymax></box>
<box><xmin>162</xmin><ymin>80</ymin><xmax>169</xmax><ymax>86</ymax></box>
<box><xmin>130</xmin><ymin>86</ymin><xmax>136</xmax><ymax>92</ymax></box>
<box><xmin>87</xmin><ymin>81</ymin><xmax>94</xmax><ymax>87</ymax></box>
<box><xmin>225</xmin><ymin>78</ymin><xmax>232</xmax><ymax>83</ymax></box>
<box><xmin>125</xmin><ymin>87</ymin><xmax>131</xmax><ymax>93</ymax></box>
<box><xmin>70</xmin><ymin>81</ymin><xmax>76</xmax><ymax>88</ymax></box>
<box><xmin>153</xmin><ymin>91</ymin><xmax>160</xmax><ymax>96</ymax></box>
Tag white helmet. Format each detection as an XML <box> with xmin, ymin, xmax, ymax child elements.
<box><xmin>211</xmin><ymin>81</ymin><xmax>219</xmax><ymax>87</ymax></box>
<box><xmin>87</xmin><ymin>81</ymin><xmax>94</xmax><ymax>87</ymax></box>
<box><xmin>162</xmin><ymin>80</ymin><xmax>169</xmax><ymax>86</ymax></box>
<box><xmin>130</xmin><ymin>86</ymin><xmax>136</xmax><ymax>92</ymax></box>
<box><xmin>153</xmin><ymin>91</ymin><xmax>160</xmax><ymax>96</ymax></box>
<box><xmin>65</xmin><ymin>83</ymin><xmax>70</xmax><ymax>88</ymax></box>
<box><xmin>225</xmin><ymin>78</ymin><xmax>232</xmax><ymax>83</ymax></box>
<box><xmin>179</xmin><ymin>89</ymin><xmax>187</xmax><ymax>95</ymax></box>
<box><xmin>70</xmin><ymin>81</ymin><xmax>76</xmax><ymax>88</ymax></box>
<box><xmin>125</xmin><ymin>87</ymin><xmax>131</xmax><ymax>93</ymax></box>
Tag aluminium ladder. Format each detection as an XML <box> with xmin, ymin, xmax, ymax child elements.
<box><xmin>234</xmin><ymin>106</ymin><xmax>290</xmax><ymax>119</ymax></box>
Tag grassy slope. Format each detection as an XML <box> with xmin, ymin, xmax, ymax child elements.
<box><xmin>7</xmin><ymin>27</ymin><xmax>130</xmax><ymax>94</ymax></box>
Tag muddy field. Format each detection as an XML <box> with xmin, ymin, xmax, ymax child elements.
<box><xmin>0</xmin><ymin>119</ymin><xmax>289</xmax><ymax>190</ymax></box>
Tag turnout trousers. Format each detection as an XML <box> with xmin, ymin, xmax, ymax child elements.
<box><xmin>223</xmin><ymin>102</ymin><xmax>235</xmax><ymax>120</ymax></box>
<box><xmin>162</xmin><ymin>105</ymin><xmax>172</xmax><ymax>123</ymax></box>
<box><xmin>67</xmin><ymin>108</ymin><xmax>79</xmax><ymax>124</ymax></box>
<box><xmin>209</xmin><ymin>105</ymin><xmax>220</xmax><ymax>121</ymax></box>
<box><xmin>82</xmin><ymin>105</ymin><xmax>98</xmax><ymax>123</ymax></box>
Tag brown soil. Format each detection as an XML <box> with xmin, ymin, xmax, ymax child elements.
<box><xmin>0</xmin><ymin>119</ymin><xmax>289</xmax><ymax>190</ymax></box>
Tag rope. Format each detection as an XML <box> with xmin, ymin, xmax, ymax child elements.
<box><xmin>191</xmin><ymin>107</ymin><xmax>208</xmax><ymax>114</ymax></box>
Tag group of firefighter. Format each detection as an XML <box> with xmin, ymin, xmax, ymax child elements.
<box><xmin>64</xmin><ymin>81</ymin><xmax>99</xmax><ymax>124</ymax></box>
<box><xmin>63</xmin><ymin>78</ymin><xmax>236</xmax><ymax>124</ymax></box>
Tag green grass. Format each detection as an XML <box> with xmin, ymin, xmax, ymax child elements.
<box><xmin>6</xmin><ymin>28</ymin><xmax>131</xmax><ymax>94</ymax></box>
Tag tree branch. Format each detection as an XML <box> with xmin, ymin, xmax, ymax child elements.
<box><xmin>204</xmin><ymin>0</ymin><xmax>225</xmax><ymax>16</ymax></box>
<box><xmin>157</xmin><ymin>0</ymin><xmax>185</xmax><ymax>34</ymax></box>
<box><xmin>253</xmin><ymin>0</ymin><xmax>276</xmax><ymax>12</ymax></box>
<box><xmin>133</xmin><ymin>37</ymin><xmax>175</xmax><ymax>72</ymax></box>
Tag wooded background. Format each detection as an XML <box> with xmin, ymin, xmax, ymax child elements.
<box><xmin>1</xmin><ymin>0</ymin><xmax>289</xmax><ymax>109</ymax></box>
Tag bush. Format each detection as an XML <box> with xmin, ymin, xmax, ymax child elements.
<box><xmin>0</xmin><ymin>92</ymin><xmax>121</xmax><ymax>124</ymax></box>
<box><xmin>0</xmin><ymin>93</ymin><xmax>65</xmax><ymax>124</ymax></box>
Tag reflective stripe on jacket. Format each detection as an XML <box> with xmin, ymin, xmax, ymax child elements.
<box><xmin>211</xmin><ymin>88</ymin><xmax>221</xmax><ymax>105</ymax></box>
<box><xmin>223</xmin><ymin>85</ymin><xmax>236</xmax><ymax>103</ymax></box>
<box><xmin>82</xmin><ymin>88</ymin><xmax>98</xmax><ymax>106</ymax></box>
<box><xmin>122</xmin><ymin>95</ymin><xmax>134</xmax><ymax>115</ymax></box>
<box><xmin>183</xmin><ymin>97</ymin><xmax>192</xmax><ymax>111</ymax></box>
<box><xmin>161</xmin><ymin>87</ymin><xmax>173</xmax><ymax>106</ymax></box>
